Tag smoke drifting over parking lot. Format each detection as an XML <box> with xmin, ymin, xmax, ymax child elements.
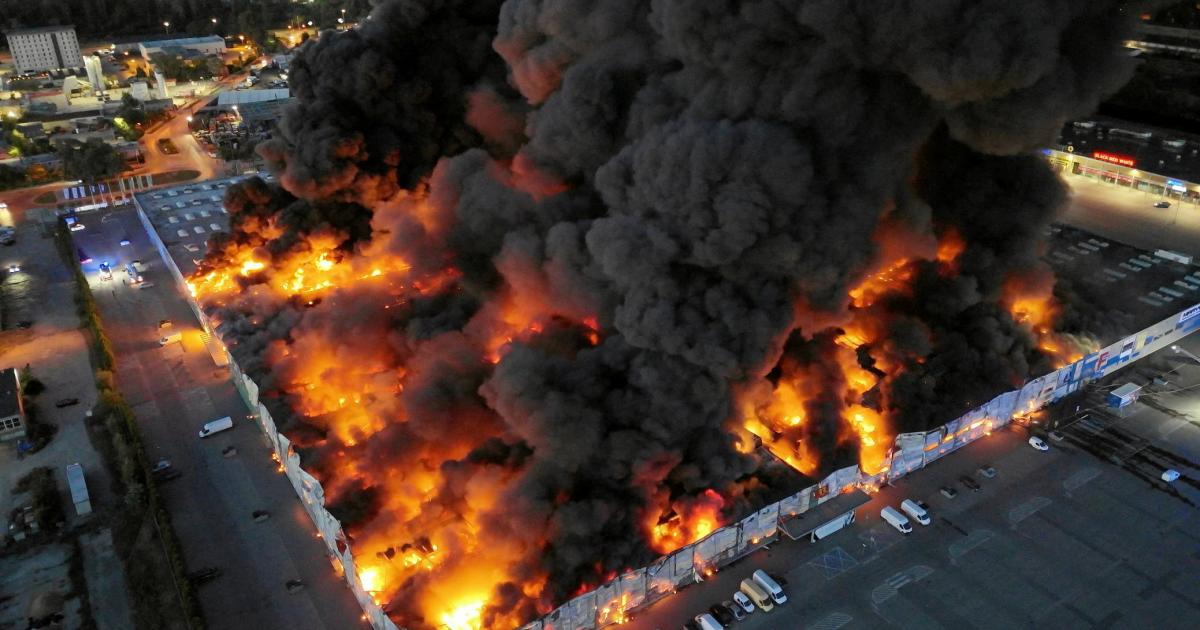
<box><xmin>190</xmin><ymin>1</ymin><xmax>1162</xmax><ymax>626</ymax></box>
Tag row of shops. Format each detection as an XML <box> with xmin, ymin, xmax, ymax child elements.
<box><xmin>1045</xmin><ymin>148</ymin><xmax>1200</xmax><ymax>203</ymax></box>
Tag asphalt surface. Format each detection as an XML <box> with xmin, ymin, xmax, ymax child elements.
<box><xmin>632</xmin><ymin>335</ymin><xmax>1200</xmax><ymax>630</ymax></box>
<box><xmin>69</xmin><ymin>207</ymin><xmax>366</xmax><ymax>630</ymax></box>
<box><xmin>1059</xmin><ymin>174</ymin><xmax>1200</xmax><ymax>260</ymax></box>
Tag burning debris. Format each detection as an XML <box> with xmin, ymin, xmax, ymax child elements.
<box><xmin>189</xmin><ymin>1</ymin><xmax>1160</xmax><ymax>627</ymax></box>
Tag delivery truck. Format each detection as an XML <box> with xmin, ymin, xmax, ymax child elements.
<box><xmin>881</xmin><ymin>505</ymin><xmax>913</xmax><ymax>533</ymax></box>
<box><xmin>198</xmin><ymin>416</ymin><xmax>234</xmax><ymax>438</ymax></box>
<box><xmin>752</xmin><ymin>569</ymin><xmax>788</xmax><ymax>604</ymax></box>
<box><xmin>739</xmin><ymin>578</ymin><xmax>774</xmax><ymax>612</ymax></box>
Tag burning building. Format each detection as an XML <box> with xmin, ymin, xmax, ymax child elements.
<box><xmin>184</xmin><ymin>1</ymin><xmax>1165</xmax><ymax>628</ymax></box>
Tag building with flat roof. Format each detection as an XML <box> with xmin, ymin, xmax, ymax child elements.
<box><xmin>139</xmin><ymin>35</ymin><xmax>226</xmax><ymax>59</ymax></box>
<box><xmin>0</xmin><ymin>367</ymin><xmax>27</xmax><ymax>441</ymax></box>
<box><xmin>4</xmin><ymin>25</ymin><xmax>82</xmax><ymax>73</ymax></box>
<box><xmin>133</xmin><ymin>176</ymin><xmax>242</xmax><ymax>282</ymax></box>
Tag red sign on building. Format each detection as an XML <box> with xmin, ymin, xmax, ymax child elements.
<box><xmin>1091</xmin><ymin>151</ymin><xmax>1136</xmax><ymax>167</ymax></box>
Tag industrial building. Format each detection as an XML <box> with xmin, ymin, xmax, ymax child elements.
<box><xmin>138</xmin><ymin>35</ymin><xmax>227</xmax><ymax>60</ymax></box>
<box><xmin>4</xmin><ymin>25</ymin><xmax>82</xmax><ymax>73</ymax></box>
<box><xmin>0</xmin><ymin>367</ymin><xmax>27</xmax><ymax>441</ymax></box>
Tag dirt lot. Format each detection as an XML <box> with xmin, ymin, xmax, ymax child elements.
<box><xmin>0</xmin><ymin>216</ymin><xmax>133</xmax><ymax>630</ymax></box>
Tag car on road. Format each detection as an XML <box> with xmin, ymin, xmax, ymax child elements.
<box><xmin>54</xmin><ymin>398</ymin><xmax>80</xmax><ymax>408</ymax></box>
<box><xmin>978</xmin><ymin>464</ymin><xmax>997</xmax><ymax>478</ymax></box>
<box><xmin>731</xmin><ymin>591</ymin><xmax>754</xmax><ymax>615</ymax></box>
<box><xmin>152</xmin><ymin>459</ymin><xmax>172</xmax><ymax>473</ymax></box>
<box><xmin>723</xmin><ymin>600</ymin><xmax>745</xmax><ymax>621</ymax></box>
<box><xmin>158</xmin><ymin>319</ymin><xmax>172</xmax><ymax>329</ymax></box>
<box><xmin>959</xmin><ymin>475</ymin><xmax>981</xmax><ymax>492</ymax></box>
<box><xmin>939</xmin><ymin>485</ymin><xmax>958</xmax><ymax>499</ymax></box>
<box><xmin>68</xmin><ymin>221</ymin><xmax>85</xmax><ymax>231</ymax></box>
<box><xmin>98</xmin><ymin>262</ymin><xmax>112</xmax><ymax>280</ymax></box>
<box><xmin>1154</xmin><ymin>201</ymin><xmax>1171</xmax><ymax>208</ymax></box>
<box><xmin>6</xmin><ymin>263</ymin><xmax>20</xmax><ymax>273</ymax></box>
<box><xmin>708</xmin><ymin>603</ymin><xmax>734</xmax><ymax>625</ymax></box>
<box><xmin>77</xmin><ymin>248</ymin><xmax>92</xmax><ymax>264</ymax></box>
<box><xmin>119</xmin><ymin>236</ymin><xmax>131</xmax><ymax>246</ymax></box>
<box><xmin>1162</xmin><ymin>469</ymin><xmax>1181</xmax><ymax>482</ymax></box>
<box><xmin>1028</xmin><ymin>436</ymin><xmax>1049</xmax><ymax>451</ymax></box>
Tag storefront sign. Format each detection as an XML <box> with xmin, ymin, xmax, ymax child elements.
<box><xmin>1091</xmin><ymin>151</ymin><xmax>1135</xmax><ymax>167</ymax></box>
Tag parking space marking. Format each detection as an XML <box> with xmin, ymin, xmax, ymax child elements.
<box><xmin>1063</xmin><ymin>467</ymin><xmax>1101</xmax><ymax>494</ymax></box>
<box><xmin>1008</xmin><ymin>496</ymin><xmax>1052</xmax><ymax>527</ymax></box>
<box><xmin>806</xmin><ymin>612</ymin><xmax>853</xmax><ymax>630</ymax></box>
<box><xmin>949</xmin><ymin>529</ymin><xmax>994</xmax><ymax>561</ymax></box>
<box><xmin>808</xmin><ymin>546</ymin><xmax>859</xmax><ymax>580</ymax></box>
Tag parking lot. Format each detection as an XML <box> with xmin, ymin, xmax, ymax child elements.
<box><xmin>634</xmin><ymin>337</ymin><xmax>1200</xmax><ymax>630</ymax></box>
<box><xmin>68</xmin><ymin>206</ymin><xmax>365</xmax><ymax>630</ymax></box>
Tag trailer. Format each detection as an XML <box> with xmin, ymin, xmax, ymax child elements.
<box><xmin>66</xmin><ymin>463</ymin><xmax>91</xmax><ymax>516</ymax></box>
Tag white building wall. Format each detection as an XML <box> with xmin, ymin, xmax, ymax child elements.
<box><xmin>6</xmin><ymin>27</ymin><xmax>81</xmax><ymax>72</ymax></box>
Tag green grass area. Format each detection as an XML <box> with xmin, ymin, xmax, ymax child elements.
<box><xmin>54</xmin><ymin>222</ymin><xmax>205</xmax><ymax>630</ymax></box>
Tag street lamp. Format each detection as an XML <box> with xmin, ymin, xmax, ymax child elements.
<box><xmin>1172</xmin><ymin>345</ymin><xmax>1200</xmax><ymax>365</ymax></box>
<box><xmin>163</xmin><ymin>21</ymin><xmax>170</xmax><ymax>34</ymax></box>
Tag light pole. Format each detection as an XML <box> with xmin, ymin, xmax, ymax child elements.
<box><xmin>1172</xmin><ymin>345</ymin><xmax>1200</xmax><ymax>366</ymax></box>
<box><xmin>163</xmin><ymin>21</ymin><xmax>170</xmax><ymax>34</ymax></box>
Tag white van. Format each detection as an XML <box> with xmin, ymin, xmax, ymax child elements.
<box><xmin>159</xmin><ymin>331</ymin><xmax>182</xmax><ymax>346</ymax></box>
<box><xmin>881</xmin><ymin>506</ymin><xmax>913</xmax><ymax>533</ymax></box>
<box><xmin>198</xmin><ymin>416</ymin><xmax>234</xmax><ymax>438</ymax></box>
<box><xmin>751</xmin><ymin>569</ymin><xmax>787</xmax><ymax>604</ymax></box>
<box><xmin>901</xmin><ymin>499</ymin><xmax>931</xmax><ymax>525</ymax></box>
<box><xmin>739</xmin><ymin>578</ymin><xmax>774</xmax><ymax>612</ymax></box>
<box><xmin>695</xmin><ymin>613</ymin><xmax>723</xmax><ymax>630</ymax></box>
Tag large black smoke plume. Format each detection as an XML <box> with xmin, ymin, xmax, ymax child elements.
<box><xmin>193</xmin><ymin>1</ymin><xmax>1164</xmax><ymax>626</ymax></box>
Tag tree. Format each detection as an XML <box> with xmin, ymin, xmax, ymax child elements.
<box><xmin>58</xmin><ymin>138</ymin><xmax>127</xmax><ymax>183</ymax></box>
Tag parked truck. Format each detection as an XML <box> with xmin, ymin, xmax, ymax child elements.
<box><xmin>751</xmin><ymin>569</ymin><xmax>788</xmax><ymax>605</ymax></box>
<box><xmin>881</xmin><ymin>505</ymin><xmax>913</xmax><ymax>534</ymax></box>
<box><xmin>198</xmin><ymin>416</ymin><xmax>234</xmax><ymax>438</ymax></box>
<box><xmin>739</xmin><ymin>578</ymin><xmax>774</xmax><ymax>612</ymax></box>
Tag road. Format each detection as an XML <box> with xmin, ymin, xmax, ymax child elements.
<box><xmin>632</xmin><ymin>334</ymin><xmax>1200</xmax><ymax>630</ymax></box>
<box><xmin>70</xmin><ymin>207</ymin><xmax>366</xmax><ymax>630</ymax></box>
<box><xmin>1060</xmin><ymin>173</ymin><xmax>1200</xmax><ymax>259</ymax></box>
<box><xmin>0</xmin><ymin>71</ymin><xmax>242</xmax><ymax>225</ymax></box>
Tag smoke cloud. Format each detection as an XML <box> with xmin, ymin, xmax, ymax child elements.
<box><xmin>190</xmin><ymin>1</ymin><xmax>1164</xmax><ymax>626</ymax></box>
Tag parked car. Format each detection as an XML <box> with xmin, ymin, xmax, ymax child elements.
<box><xmin>77</xmin><ymin>248</ymin><xmax>92</xmax><ymax>264</ymax></box>
<box><xmin>187</xmin><ymin>566</ymin><xmax>222</xmax><ymax>584</ymax></box>
<box><xmin>1154</xmin><ymin>201</ymin><xmax>1171</xmax><ymax>208</ymax></box>
<box><xmin>1162</xmin><ymin>469</ymin><xmax>1181</xmax><ymax>482</ymax></box>
<box><xmin>158</xmin><ymin>319</ymin><xmax>172</xmax><ymax>329</ymax></box>
<box><xmin>708</xmin><ymin>603</ymin><xmax>734</xmax><ymax>625</ymax></box>
<box><xmin>731</xmin><ymin>591</ymin><xmax>755</xmax><ymax>615</ymax></box>
<box><xmin>155</xmin><ymin>469</ymin><xmax>182</xmax><ymax>482</ymax></box>
<box><xmin>54</xmin><ymin>398</ymin><xmax>80</xmax><ymax>408</ymax></box>
<box><xmin>978</xmin><ymin>464</ymin><xmax>997</xmax><ymax>478</ymax></box>
<box><xmin>98</xmin><ymin>262</ymin><xmax>112</xmax><ymax>280</ymax></box>
<box><xmin>151</xmin><ymin>459</ymin><xmax>172</xmax><ymax>473</ymax></box>
<box><xmin>723</xmin><ymin>600</ymin><xmax>746</xmax><ymax>621</ymax></box>
<box><xmin>1028</xmin><ymin>436</ymin><xmax>1050</xmax><ymax>451</ymax></box>
<box><xmin>959</xmin><ymin>475</ymin><xmax>981</xmax><ymax>492</ymax></box>
<box><xmin>1048</xmin><ymin>430</ymin><xmax>1065</xmax><ymax>442</ymax></box>
<box><xmin>939</xmin><ymin>486</ymin><xmax>958</xmax><ymax>499</ymax></box>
